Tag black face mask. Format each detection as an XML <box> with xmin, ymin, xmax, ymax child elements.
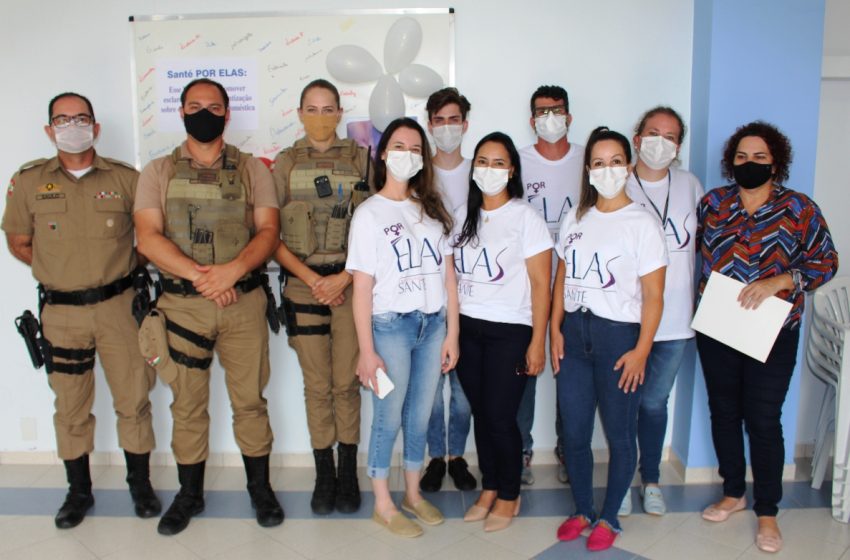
<box><xmin>183</xmin><ymin>108</ymin><xmax>226</xmax><ymax>143</ymax></box>
<box><xmin>733</xmin><ymin>161</ymin><xmax>773</xmax><ymax>190</ymax></box>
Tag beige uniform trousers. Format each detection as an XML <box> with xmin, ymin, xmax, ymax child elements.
<box><xmin>284</xmin><ymin>277</ymin><xmax>360</xmax><ymax>449</ymax></box>
<box><xmin>156</xmin><ymin>287</ymin><xmax>272</xmax><ymax>464</ymax></box>
<box><xmin>41</xmin><ymin>289</ymin><xmax>156</xmax><ymax>460</ymax></box>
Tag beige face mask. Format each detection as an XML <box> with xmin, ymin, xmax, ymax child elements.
<box><xmin>302</xmin><ymin>113</ymin><xmax>339</xmax><ymax>142</ymax></box>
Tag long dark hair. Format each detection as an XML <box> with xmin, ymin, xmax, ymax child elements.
<box><xmin>454</xmin><ymin>132</ymin><xmax>523</xmax><ymax>247</ymax></box>
<box><xmin>373</xmin><ymin>117</ymin><xmax>452</xmax><ymax>235</ymax></box>
<box><xmin>577</xmin><ymin>126</ymin><xmax>632</xmax><ymax>221</ymax></box>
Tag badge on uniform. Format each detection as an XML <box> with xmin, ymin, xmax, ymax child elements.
<box><xmin>37</xmin><ymin>183</ymin><xmax>60</xmax><ymax>193</ymax></box>
<box><xmin>95</xmin><ymin>191</ymin><xmax>123</xmax><ymax>199</ymax></box>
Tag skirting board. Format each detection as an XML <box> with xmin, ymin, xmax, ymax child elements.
<box><xmin>669</xmin><ymin>448</ymin><xmax>799</xmax><ymax>483</ymax></box>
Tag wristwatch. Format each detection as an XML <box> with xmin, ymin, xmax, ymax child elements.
<box><xmin>790</xmin><ymin>269</ymin><xmax>804</xmax><ymax>293</ymax></box>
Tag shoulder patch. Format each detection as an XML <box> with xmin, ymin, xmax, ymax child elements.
<box><xmin>103</xmin><ymin>158</ymin><xmax>138</xmax><ymax>171</ymax></box>
<box><xmin>18</xmin><ymin>158</ymin><xmax>48</xmax><ymax>172</ymax></box>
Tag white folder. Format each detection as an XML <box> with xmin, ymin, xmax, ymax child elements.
<box><xmin>691</xmin><ymin>271</ymin><xmax>793</xmax><ymax>363</ymax></box>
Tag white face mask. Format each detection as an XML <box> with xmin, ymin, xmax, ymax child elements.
<box><xmin>385</xmin><ymin>150</ymin><xmax>424</xmax><ymax>182</ymax></box>
<box><xmin>54</xmin><ymin>124</ymin><xmax>94</xmax><ymax>154</ymax></box>
<box><xmin>589</xmin><ymin>166</ymin><xmax>629</xmax><ymax>199</ymax></box>
<box><xmin>472</xmin><ymin>166</ymin><xmax>510</xmax><ymax>197</ymax></box>
<box><xmin>638</xmin><ymin>135</ymin><xmax>678</xmax><ymax>170</ymax></box>
<box><xmin>431</xmin><ymin>124</ymin><xmax>464</xmax><ymax>153</ymax></box>
<box><xmin>534</xmin><ymin>113</ymin><xmax>568</xmax><ymax>143</ymax></box>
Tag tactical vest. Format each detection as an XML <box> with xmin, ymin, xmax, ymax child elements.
<box><xmin>164</xmin><ymin>145</ymin><xmax>251</xmax><ymax>277</ymax></box>
<box><xmin>280</xmin><ymin>140</ymin><xmax>368</xmax><ymax>266</ymax></box>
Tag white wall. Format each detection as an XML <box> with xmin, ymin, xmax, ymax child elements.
<box><xmin>0</xmin><ymin>0</ymin><xmax>695</xmax><ymax>460</ymax></box>
<box><xmin>795</xmin><ymin>0</ymin><xmax>850</xmax><ymax>456</ymax></box>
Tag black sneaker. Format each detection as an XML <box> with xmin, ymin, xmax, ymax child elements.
<box><xmin>447</xmin><ymin>457</ymin><xmax>477</xmax><ymax>491</ymax></box>
<box><xmin>419</xmin><ymin>458</ymin><xmax>446</xmax><ymax>492</ymax></box>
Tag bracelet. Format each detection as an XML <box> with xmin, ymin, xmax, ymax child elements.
<box><xmin>790</xmin><ymin>269</ymin><xmax>804</xmax><ymax>293</ymax></box>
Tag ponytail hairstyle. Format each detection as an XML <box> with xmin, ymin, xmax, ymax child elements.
<box><xmin>455</xmin><ymin>132</ymin><xmax>523</xmax><ymax>248</ymax></box>
<box><xmin>576</xmin><ymin>126</ymin><xmax>631</xmax><ymax>221</ymax></box>
<box><xmin>373</xmin><ymin>117</ymin><xmax>453</xmax><ymax>235</ymax></box>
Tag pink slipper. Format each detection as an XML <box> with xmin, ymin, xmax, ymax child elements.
<box><xmin>586</xmin><ymin>521</ymin><xmax>619</xmax><ymax>551</ymax></box>
<box><xmin>701</xmin><ymin>496</ymin><xmax>746</xmax><ymax>522</ymax></box>
<box><xmin>557</xmin><ymin>515</ymin><xmax>590</xmax><ymax>541</ymax></box>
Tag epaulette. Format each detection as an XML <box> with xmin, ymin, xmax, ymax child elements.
<box><xmin>17</xmin><ymin>158</ymin><xmax>49</xmax><ymax>173</ymax></box>
<box><xmin>103</xmin><ymin>157</ymin><xmax>138</xmax><ymax>171</ymax></box>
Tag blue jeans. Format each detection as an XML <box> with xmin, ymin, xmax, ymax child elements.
<box><xmin>637</xmin><ymin>338</ymin><xmax>689</xmax><ymax>484</ymax></box>
<box><xmin>557</xmin><ymin>309</ymin><xmax>641</xmax><ymax>531</ymax></box>
<box><xmin>426</xmin><ymin>370</ymin><xmax>472</xmax><ymax>458</ymax></box>
<box><xmin>367</xmin><ymin>308</ymin><xmax>446</xmax><ymax>479</ymax></box>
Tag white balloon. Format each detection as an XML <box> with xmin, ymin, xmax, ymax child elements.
<box><xmin>326</xmin><ymin>45</ymin><xmax>383</xmax><ymax>83</ymax></box>
<box><xmin>398</xmin><ymin>65</ymin><xmax>444</xmax><ymax>98</ymax></box>
<box><xmin>383</xmin><ymin>17</ymin><xmax>422</xmax><ymax>74</ymax></box>
<box><xmin>369</xmin><ymin>75</ymin><xmax>406</xmax><ymax>132</ymax></box>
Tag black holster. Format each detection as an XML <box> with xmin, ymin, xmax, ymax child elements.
<box><xmin>261</xmin><ymin>273</ymin><xmax>280</xmax><ymax>334</ymax></box>
<box><xmin>131</xmin><ymin>267</ymin><xmax>154</xmax><ymax>326</ymax></box>
<box><xmin>15</xmin><ymin>310</ymin><xmax>44</xmax><ymax>369</ymax></box>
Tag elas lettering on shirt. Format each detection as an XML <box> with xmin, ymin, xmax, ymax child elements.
<box><xmin>384</xmin><ymin>222</ymin><xmax>444</xmax><ymax>293</ymax></box>
<box><xmin>561</xmin><ymin>233</ymin><xmax>620</xmax><ymax>304</ymax></box>
<box><xmin>453</xmin><ymin>241</ymin><xmax>507</xmax><ymax>298</ymax></box>
<box><xmin>636</xmin><ymin>202</ymin><xmax>694</xmax><ymax>252</ymax></box>
<box><xmin>526</xmin><ymin>180</ymin><xmax>574</xmax><ymax>229</ymax></box>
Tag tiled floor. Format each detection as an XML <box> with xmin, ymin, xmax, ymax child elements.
<box><xmin>0</xmin><ymin>461</ymin><xmax>848</xmax><ymax>559</ymax></box>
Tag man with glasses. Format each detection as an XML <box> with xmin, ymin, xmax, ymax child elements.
<box><xmin>134</xmin><ymin>78</ymin><xmax>282</xmax><ymax>535</ymax></box>
<box><xmin>272</xmin><ymin>79</ymin><xmax>371</xmax><ymax>515</ymax></box>
<box><xmin>517</xmin><ymin>85</ymin><xmax>584</xmax><ymax>485</ymax></box>
<box><xmin>2</xmin><ymin>92</ymin><xmax>160</xmax><ymax>528</ymax></box>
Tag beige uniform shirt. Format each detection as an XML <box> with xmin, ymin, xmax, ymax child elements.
<box><xmin>1</xmin><ymin>154</ymin><xmax>139</xmax><ymax>291</ymax></box>
<box><xmin>135</xmin><ymin>142</ymin><xmax>278</xmax><ymax>222</ymax></box>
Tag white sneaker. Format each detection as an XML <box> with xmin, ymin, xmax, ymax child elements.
<box><xmin>618</xmin><ymin>488</ymin><xmax>632</xmax><ymax>517</ymax></box>
<box><xmin>641</xmin><ymin>485</ymin><xmax>666</xmax><ymax>516</ymax></box>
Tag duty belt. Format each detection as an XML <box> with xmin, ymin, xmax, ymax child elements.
<box><xmin>160</xmin><ymin>272</ymin><xmax>262</xmax><ymax>297</ymax></box>
<box><xmin>40</xmin><ymin>274</ymin><xmax>133</xmax><ymax>306</ymax></box>
<box><xmin>300</xmin><ymin>263</ymin><xmax>346</xmax><ymax>276</ymax></box>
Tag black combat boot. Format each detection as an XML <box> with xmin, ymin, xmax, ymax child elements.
<box><xmin>335</xmin><ymin>443</ymin><xmax>361</xmax><ymax>513</ymax></box>
<box><xmin>124</xmin><ymin>450</ymin><xmax>162</xmax><ymax>518</ymax></box>
<box><xmin>157</xmin><ymin>461</ymin><xmax>205</xmax><ymax>536</ymax></box>
<box><xmin>311</xmin><ymin>447</ymin><xmax>336</xmax><ymax>515</ymax></box>
<box><xmin>55</xmin><ymin>454</ymin><xmax>95</xmax><ymax>529</ymax></box>
<box><xmin>243</xmin><ymin>454</ymin><xmax>284</xmax><ymax>527</ymax></box>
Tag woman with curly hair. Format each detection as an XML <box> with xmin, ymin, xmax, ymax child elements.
<box><xmin>697</xmin><ymin>121</ymin><xmax>838</xmax><ymax>553</ymax></box>
<box><xmin>346</xmin><ymin>117</ymin><xmax>459</xmax><ymax>538</ymax></box>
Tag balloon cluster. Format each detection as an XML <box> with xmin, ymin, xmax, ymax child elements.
<box><xmin>326</xmin><ymin>17</ymin><xmax>444</xmax><ymax>131</ymax></box>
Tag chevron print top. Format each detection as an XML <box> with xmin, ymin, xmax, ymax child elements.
<box><xmin>697</xmin><ymin>185</ymin><xmax>838</xmax><ymax>329</ymax></box>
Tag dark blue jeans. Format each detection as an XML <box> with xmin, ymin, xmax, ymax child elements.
<box><xmin>697</xmin><ymin>328</ymin><xmax>799</xmax><ymax>517</ymax></box>
<box><xmin>457</xmin><ymin>315</ymin><xmax>531</xmax><ymax>500</ymax></box>
<box><xmin>557</xmin><ymin>309</ymin><xmax>641</xmax><ymax>530</ymax></box>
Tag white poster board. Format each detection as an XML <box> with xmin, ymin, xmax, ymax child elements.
<box><xmin>130</xmin><ymin>10</ymin><xmax>454</xmax><ymax>167</ymax></box>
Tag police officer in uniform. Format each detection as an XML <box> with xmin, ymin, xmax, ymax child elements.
<box><xmin>273</xmin><ymin>79</ymin><xmax>370</xmax><ymax>514</ymax></box>
<box><xmin>134</xmin><ymin>78</ymin><xmax>282</xmax><ymax>535</ymax></box>
<box><xmin>2</xmin><ymin>92</ymin><xmax>160</xmax><ymax>528</ymax></box>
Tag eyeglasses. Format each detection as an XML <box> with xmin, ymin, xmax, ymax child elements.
<box><xmin>51</xmin><ymin>114</ymin><xmax>93</xmax><ymax>128</ymax></box>
<box><xmin>533</xmin><ymin>105</ymin><xmax>567</xmax><ymax>118</ymax></box>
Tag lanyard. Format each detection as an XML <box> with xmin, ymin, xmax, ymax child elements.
<box><xmin>634</xmin><ymin>170</ymin><xmax>671</xmax><ymax>224</ymax></box>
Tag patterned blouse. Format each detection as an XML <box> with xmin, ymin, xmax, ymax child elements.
<box><xmin>697</xmin><ymin>184</ymin><xmax>839</xmax><ymax>329</ymax></box>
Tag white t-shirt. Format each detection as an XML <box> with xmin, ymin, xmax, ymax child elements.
<box><xmin>556</xmin><ymin>203</ymin><xmax>668</xmax><ymax>324</ymax></box>
<box><xmin>434</xmin><ymin>158</ymin><xmax>471</xmax><ymax>213</ymax></box>
<box><xmin>519</xmin><ymin>143</ymin><xmax>585</xmax><ymax>243</ymax></box>
<box><xmin>453</xmin><ymin>199</ymin><xmax>553</xmax><ymax>326</ymax></box>
<box><xmin>626</xmin><ymin>168</ymin><xmax>703</xmax><ymax>340</ymax></box>
<box><xmin>346</xmin><ymin>193</ymin><xmax>451</xmax><ymax>315</ymax></box>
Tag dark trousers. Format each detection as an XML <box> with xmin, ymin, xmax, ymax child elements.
<box><xmin>456</xmin><ymin>314</ymin><xmax>531</xmax><ymax>500</ymax></box>
<box><xmin>697</xmin><ymin>328</ymin><xmax>799</xmax><ymax>517</ymax></box>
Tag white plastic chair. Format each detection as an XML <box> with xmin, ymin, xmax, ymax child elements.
<box><xmin>807</xmin><ymin>276</ymin><xmax>850</xmax><ymax>522</ymax></box>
